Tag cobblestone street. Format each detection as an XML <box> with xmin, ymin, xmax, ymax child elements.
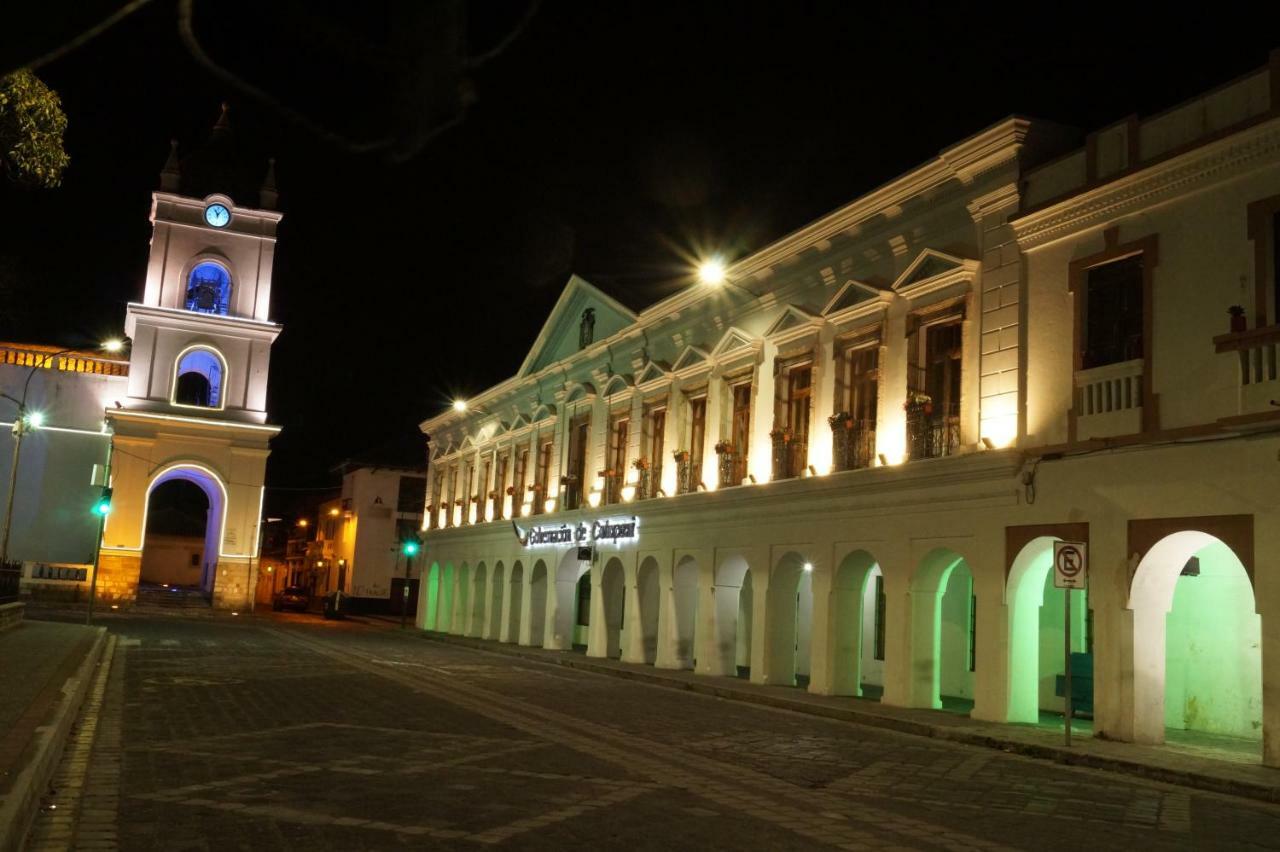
<box><xmin>28</xmin><ymin>613</ymin><xmax>1280</xmax><ymax>850</ymax></box>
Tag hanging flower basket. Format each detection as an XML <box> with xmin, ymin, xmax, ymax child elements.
<box><xmin>769</xmin><ymin>428</ymin><xmax>793</xmax><ymax>443</ymax></box>
<box><xmin>672</xmin><ymin>449</ymin><xmax>690</xmax><ymax>463</ymax></box>
<box><xmin>506</xmin><ymin>486</ymin><xmax>516</xmax><ymax>496</ymax></box>
<box><xmin>714</xmin><ymin>440</ymin><xmax>733</xmax><ymax>454</ymax></box>
<box><xmin>828</xmin><ymin>412</ymin><xmax>852</xmax><ymax>430</ymax></box>
<box><xmin>632</xmin><ymin>457</ymin><xmax>650</xmax><ymax>471</ymax></box>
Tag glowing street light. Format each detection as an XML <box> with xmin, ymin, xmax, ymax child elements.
<box><xmin>26</xmin><ymin>411</ymin><xmax>45</xmax><ymax>429</ymax></box>
<box><xmin>803</xmin><ymin>562</ymin><xmax>814</xmax><ymax>573</ymax></box>
<box><xmin>102</xmin><ymin>339</ymin><xmax>125</xmax><ymax>354</ymax></box>
<box><xmin>452</xmin><ymin>399</ymin><xmax>468</xmax><ymax>413</ymax></box>
<box><xmin>698</xmin><ymin>258</ymin><xmax>726</xmax><ymax>286</ymax></box>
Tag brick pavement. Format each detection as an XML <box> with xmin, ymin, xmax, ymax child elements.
<box><xmin>26</xmin><ymin>614</ymin><xmax>1280</xmax><ymax>850</ymax></box>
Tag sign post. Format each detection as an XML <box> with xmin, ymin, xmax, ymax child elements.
<box><xmin>1052</xmin><ymin>541</ymin><xmax>1088</xmax><ymax>747</ymax></box>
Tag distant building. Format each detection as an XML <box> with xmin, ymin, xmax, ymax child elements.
<box><xmin>419</xmin><ymin>53</ymin><xmax>1280</xmax><ymax>768</ymax></box>
<box><xmin>314</xmin><ymin>462</ymin><xmax>427</xmax><ymax>613</ymax></box>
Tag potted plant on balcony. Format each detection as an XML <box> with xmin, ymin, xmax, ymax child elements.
<box><xmin>828</xmin><ymin>411</ymin><xmax>853</xmax><ymax>431</ymax></box>
<box><xmin>713</xmin><ymin>440</ymin><xmax>733</xmax><ymax>454</ymax></box>
<box><xmin>904</xmin><ymin>391</ymin><xmax>933</xmax><ymax>417</ymax></box>
<box><xmin>769</xmin><ymin>427</ymin><xmax>792</xmax><ymax>443</ymax></box>
<box><xmin>506</xmin><ymin>485</ymin><xmax>516</xmax><ymax>496</ymax></box>
<box><xmin>632</xmin><ymin>457</ymin><xmax>649</xmax><ymax>470</ymax></box>
<box><xmin>1229</xmin><ymin>304</ymin><xmax>1247</xmax><ymax>333</ymax></box>
<box><xmin>672</xmin><ymin>449</ymin><xmax>690</xmax><ymax>463</ymax></box>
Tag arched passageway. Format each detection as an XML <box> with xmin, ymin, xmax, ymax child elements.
<box><xmin>636</xmin><ymin>557</ymin><xmax>660</xmax><ymax>664</ymax></box>
<box><xmin>765</xmin><ymin>552</ymin><xmax>813</xmax><ymax>687</ymax></box>
<box><xmin>1006</xmin><ymin>537</ymin><xmax>1088</xmax><ymax>724</ymax></box>
<box><xmin>139</xmin><ymin>466</ymin><xmax>226</xmax><ymax>602</ymax></box>
<box><xmin>550</xmin><ymin>550</ymin><xmax>590</xmax><ymax>649</ymax></box>
<box><xmin>506</xmin><ymin>561</ymin><xmax>524</xmax><ymax>642</ymax></box>
<box><xmin>710</xmin><ymin>556</ymin><xmax>750</xmax><ymax>677</ymax></box>
<box><xmin>908</xmin><ymin>548</ymin><xmax>975</xmax><ymax>710</ymax></box>
<box><xmin>527</xmin><ymin>559</ymin><xmax>548</xmax><ymax>647</ymax></box>
<box><xmin>831</xmin><ymin>550</ymin><xmax>880</xmax><ymax>697</ymax></box>
<box><xmin>424</xmin><ymin>562</ymin><xmax>441</xmax><ymax>630</ymax></box>
<box><xmin>455</xmin><ymin>563</ymin><xmax>471</xmax><ymax>635</ymax></box>
<box><xmin>469</xmin><ymin>563</ymin><xmax>488</xmax><ymax>637</ymax></box>
<box><xmin>600</xmin><ymin>558</ymin><xmax>625</xmax><ymax>658</ymax></box>
<box><xmin>1131</xmin><ymin>532</ymin><xmax>1261</xmax><ymax>751</ymax></box>
<box><xmin>437</xmin><ymin>563</ymin><xmax>455</xmax><ymax>632</ymax></box>
<box><xmin>487</xmin><ymin>562</ymin><xmax>505</xmax><ymax>640</ymax></box>
<box><xmin>671</xmin><ymin>556</ymin><xmax>699</xmax><ymax>669</ymax></box>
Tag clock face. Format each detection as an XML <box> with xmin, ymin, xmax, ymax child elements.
<box><xmin>204</xmin><ymin>204</ymin><xmax>231</xmax><ymax>228</ymax></box>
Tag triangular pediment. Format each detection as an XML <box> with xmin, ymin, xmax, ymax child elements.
<box><xmin>637</xmin><ymin>361</ymin><xmax>669</xmax><ymax>386</ymax></box>
<box><xmin>672</xmin><ymin>346</ymin><xmax>710</xmax><ymax>373</ymax></box>
<box><xmin>822</xmin><ymin>280</ymin><xmax>882</xmax><ymax>316</ymax></box>
<box><xmin>518</xmin><ymin>275</ymin><xmax>639</xmax><ymax>377</ymax></box>
<box><xmin>892</xmin><ymin>249</ymin><xmax>976</xmax><ymax>292</ymax></box>
<box><xmin>509</xmin><ymin>413</ymin><xmax>530</xmax><ymax>430</ymax></box>
<box><xmin>602</xmin><ymin>374</ymin><xmax>632</xmax><ymax>397</ymax></box>
<box><xmin>710</xmin><ymin>327</ymin><xmax>756</xmax><ymax>358</ymax></box>
<box><xmin>764</xmin><ymin>305</ymin><xmax>819</xmax><ymax>338</ymax></box>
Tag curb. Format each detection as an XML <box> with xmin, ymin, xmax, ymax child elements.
<box><xmin>0</xmin><ymin>627</ymin><xmax>108</xmax><ymax>852</ymax></box>
<box><xmin>419</xmin><ymin>631</ymin><xmax>1280</xmax><ymax>805</ymax></box>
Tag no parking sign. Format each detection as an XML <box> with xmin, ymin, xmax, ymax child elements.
<box><xmin>1053</xmin><ymin>541</ymin><xmax>1088</xmax><ymax>589</ymax></box>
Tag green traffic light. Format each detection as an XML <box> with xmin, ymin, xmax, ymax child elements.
<box><xmin>402</xmin><ymin>541</ymin><xmax>420</xmax><ymax>556</ymax></box>
<box><xmin>94</xmin><ymin>487</ymin><xmax>113</xmax><ymax>516</ymax></box>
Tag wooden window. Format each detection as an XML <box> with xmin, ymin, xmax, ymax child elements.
<box><xmin>493</xmin><ymin>452</ymin><xmax>509</xmax><ymax>520</ymax></box>
<box><xmin>462</xmin><ymin>462</ymin><xmax>474</xmax><ymax>523</ymax></box>
<box><xmin>646</xmin><ymin>406</ymin><xmax>666</xmax><ymax>496</ymax></box>
<box><xmin>688</xmin><ymin>395</ymin><xmax>707</xmax><ymax>490</ymax></box>
<box><xmin>925</xmin><ymin>321</ymin><xmax>962</xmax><ymax>416</ymax></box>
<box><xmin>533</xmin><ymin>438</ymin><xmax>553</xmax><ymax>514</ymax></box>
<box><xmin>565</xmin><ymin>414</ymin><xmax>590</xmax><ymax>510</ymax></box>
<box><xmin>606</xmin><ymin>414</ymin><xmax>629</xmax><ymax>504</ymax></box>
<box><xmin>479</xmin><ymin>459</ymin><xmax>491</xmax><ymax>519</ymax></box>
<box><xmin>787</xmin><ymin>364</ymin><xmax>812</xmax><ymax>443</ymax></box>
<box><xmin>1082</xmin><ymin>254</ymin><xmax>1144</xmax><ymax>369</ymax></box>
<box><xmin>730</xmin><ymin>381</ymin><xmax>752</xmax><ymax>484</ymax></box>
<box><xmin>1246</xmin><ymin>195</ymin><xmax>1280</xmax><ymax>326</ymax></box>
<box><xmin>839</xmin><ymin>345</ymin><xmax>878</xmax><ymax>424</ymax></box>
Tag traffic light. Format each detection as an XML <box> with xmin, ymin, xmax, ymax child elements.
<box><xmin>402</xmin><ymin>539</ymin><xmax>420</xmax><ymax>557</ymax></box>
<box><xmin>93</xmin><ymin>487</ymin><xmax>113</xmax><ymax>517</ymax></box>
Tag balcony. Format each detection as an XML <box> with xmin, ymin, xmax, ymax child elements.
<box><xmin>1215</xmin><ymin>325</ymin><xmax>1280</xmax><ymax>415</ymax></box>
<box><xmin>906</xmin><ymin>398</ymin><xmax>959</xmax><ymax>460</ymax></box>
<box><xmin>602</xmin><ymin>470</ymin><xmax>624</xmax><ymax>505</ymax></box>
<box><xmin>1074</xmin><ymin>358</ymin><xmax>1143</xmax><ymax>440</ymax></box>
<box><xmin>673</xmin><ymin>451</ymin><xmax>694</xmax><ymax>495</ymax></box>
<box><xmin>829</xmin><ymin>415</ymin><xmax>875</xmax><ymax>472</ymax></box>
<box><xmin>560</xmin><ymin>476</ymin><xmax>584</xmax><ymax>511</ymax></box>
<box><xmin>715</xmin><ymin>443</ymin><xmax>744</xmax><ymax>489</ymax></box>
<box><xmin>770</xmin><ymin>430</ymin><xmax>808</xmax><ymax>480</ymax></box>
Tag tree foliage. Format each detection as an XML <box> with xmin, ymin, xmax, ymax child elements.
<box><xmin>0</xmin><ymin>69</ymin><xmax>69</xmax><ymax>188</ymax></box>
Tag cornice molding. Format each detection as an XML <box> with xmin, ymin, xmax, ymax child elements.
<box><xmin>1012</xmin><ymin>117</ymin><xmax>1280</xmax><ymax>250</ymax></box>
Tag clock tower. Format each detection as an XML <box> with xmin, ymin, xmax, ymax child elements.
<box><xmin>96</xmin><ymin>104</ymin><xmax>283</xmax><ymax>610</ymax></box>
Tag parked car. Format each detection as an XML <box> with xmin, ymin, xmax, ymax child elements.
<box><xmin>272</xmin><ymin>586</ymin><xmax>311</xmax><ymax>612</ymax></box>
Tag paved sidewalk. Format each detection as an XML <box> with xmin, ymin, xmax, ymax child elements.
<box><xmin>0</xmin><ymin>619</ymin><xmax>106</xmax><ymax>851</ymax></box>
<box><xmin>420</xmin><ymin>631</ymin><xmax>1280</xmax><ymax>805</ymax></box>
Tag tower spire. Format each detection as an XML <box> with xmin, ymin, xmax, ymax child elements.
<box><xmin>258</xmin><ymin>157</ymin><xmax>278</xmax><ymax>209</ymax></box>
<box><xmin>159</xmin><ymin>139</ymin><xmax>181</xmax><ymax>191</ymax></box>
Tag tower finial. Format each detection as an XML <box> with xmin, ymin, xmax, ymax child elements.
<box><xmin>259</xmin><ymin>157</ymin><xmax>279</xmax><ymax>209</ymax></box>
<box><xmin>159</xmin><ymin>139</ymin><xmax>181</xmax><ymax>191</ymax></box>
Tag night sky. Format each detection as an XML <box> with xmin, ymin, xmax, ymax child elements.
<box><xmin>2</xmin><ymin>3</ymin><xmax>1276</xmax><ymax>516</ymax></box>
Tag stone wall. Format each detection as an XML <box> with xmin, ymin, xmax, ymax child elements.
<box><xmin>95</xmin><ymin>554</ymin><xmax>141</xmax><ymax>604</ymax></box>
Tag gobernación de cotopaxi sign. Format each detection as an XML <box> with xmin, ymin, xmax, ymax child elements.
<box><xmin>513</xmin><ymin>516</ymin><xmax>639</xmax><ymax>548</ymax></box>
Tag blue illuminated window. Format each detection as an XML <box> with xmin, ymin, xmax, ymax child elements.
<box><xmin>185</xmin><ymin>262</ymin><xmax>232</xmax><ymax>315</ymax></box>
<box><xmin>174</xmin><ymin>349</ymin><xmax>224</xmax><ymax>408</ymax></box>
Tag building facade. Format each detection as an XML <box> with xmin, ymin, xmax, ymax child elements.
<box><xmin>418</xmin><ymin>55</ymin><xmax>1280</xmax><ymax>767</ymax></box>
<box><xmin>314</xmin><ymin>463</ymin><xmax>428</xmax><ymax>611</ymax></box>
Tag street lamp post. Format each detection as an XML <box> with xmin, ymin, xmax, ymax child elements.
<box><xmin>85</xmin><ymin>429</ymin><xmax>114</xmax><ymax>625</ymax></box>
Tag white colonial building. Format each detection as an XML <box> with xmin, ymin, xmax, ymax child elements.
<box><xmin>421</xmin><ymin>55</ymin><xmax>1280</xmax><ymax>765</ymax></box>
